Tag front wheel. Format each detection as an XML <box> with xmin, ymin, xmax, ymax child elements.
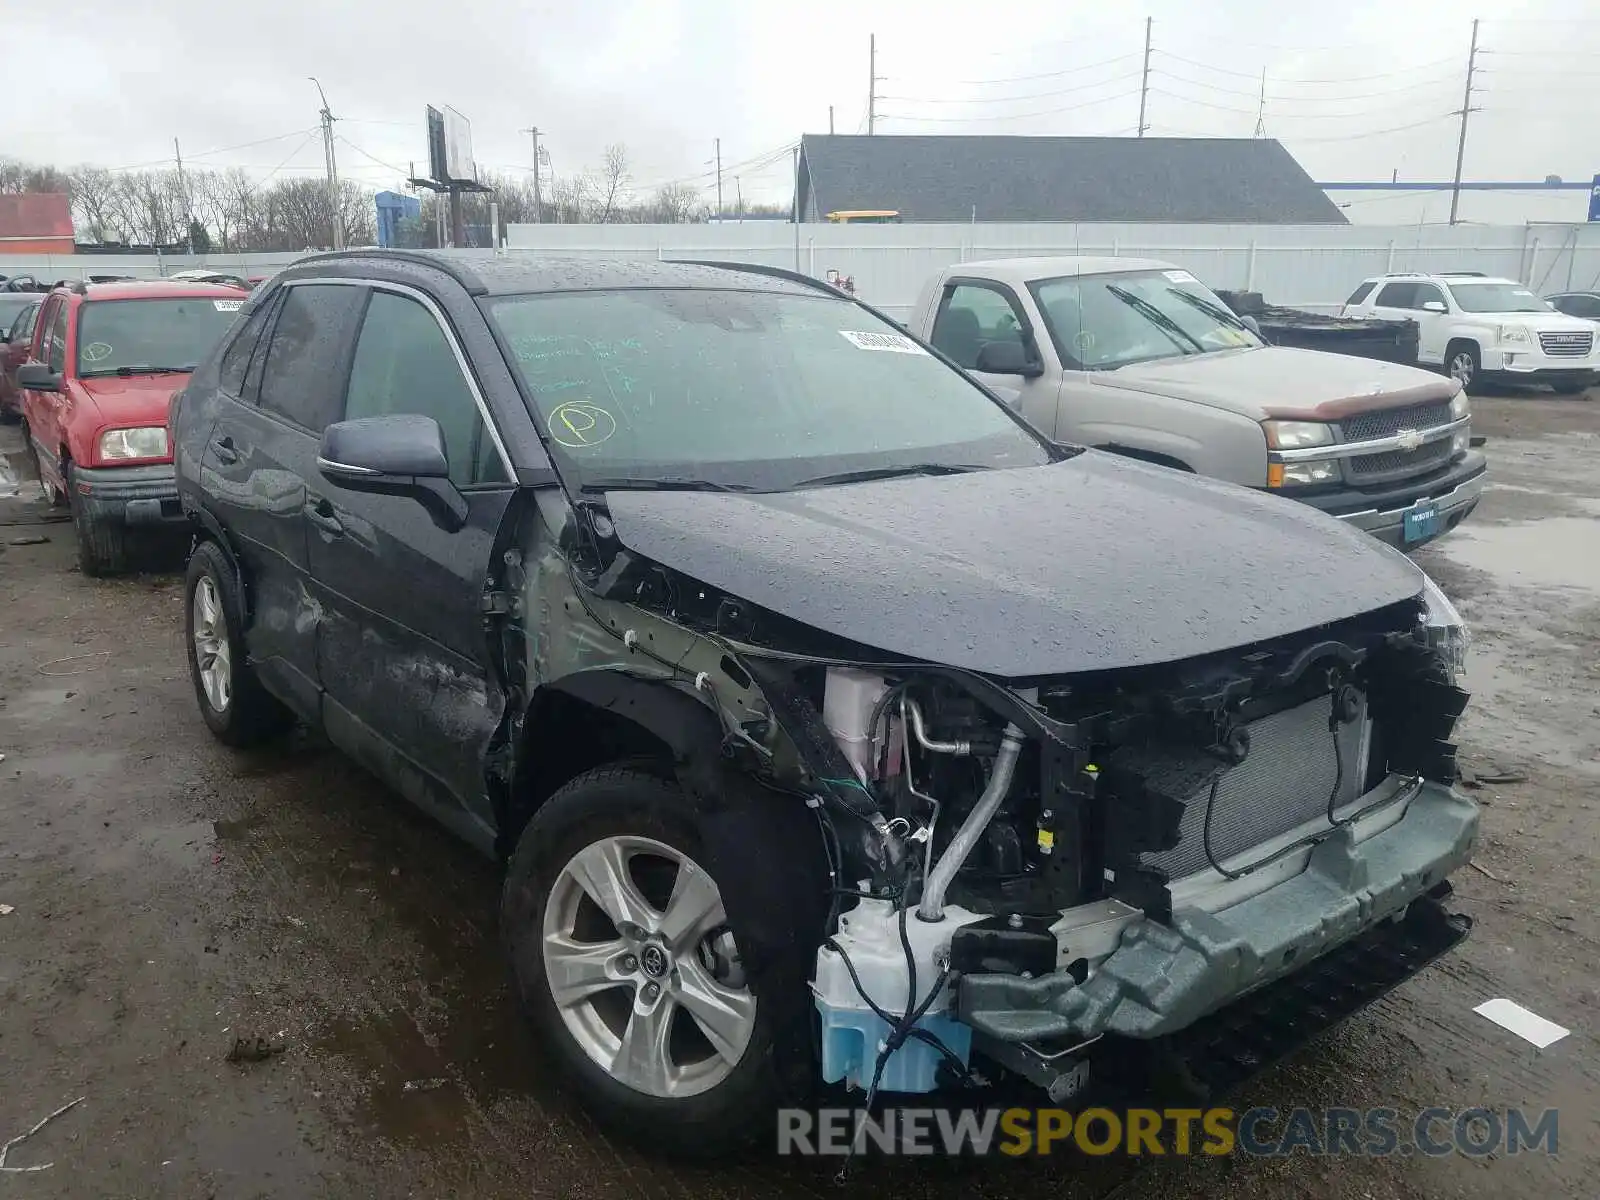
<box><xmin>502</xmin><ymin>767</ymin><xmax>784</xmax><ymax>1157</ymax></box>
<box><xmin>1445</xmin><ymin>341</ymin><xmax>1480</xmax><ymax>391</ymax></box>
<box><xmin>66</xmin><ymin>465</ymin><xmax>131</xmax><ymax>576</ymax></box>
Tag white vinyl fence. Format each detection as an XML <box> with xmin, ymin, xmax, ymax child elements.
<box><xmin>5</xmin><ymin>222</ymin><xmax>1598</xmax><ymax>321</ymax></box>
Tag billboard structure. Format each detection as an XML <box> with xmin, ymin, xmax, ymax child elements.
<box><xmin>410</xmin><ymin>105</ymin><xmax>493</xmax><ymax>247</ymax></box>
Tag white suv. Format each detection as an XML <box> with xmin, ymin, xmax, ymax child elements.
<box><xmin>1341</xmin><ymin>272</ymin><xmax>1599</xmax><ymax>394</ymax></box>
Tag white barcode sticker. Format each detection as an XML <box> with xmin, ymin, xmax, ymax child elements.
<box><xmin>839</xmin><ymin>329</ymin><xmax>926</xmax><ymax>354</ymax></box>
<box><xmin>213</xmin><ymin>299</ymin><xmax>243</xmax><ymax>312</ymax></box>
<box><xmin>1163</xmin><ymin>270</ymin><xmax>1198</xmax><ymax>284</ymax></box>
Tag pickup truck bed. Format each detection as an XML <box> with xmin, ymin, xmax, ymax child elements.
<box><xmin>1216</xmin><ymin>290</ymin><xmax>1421</xmax><ymax>366</ymax></box>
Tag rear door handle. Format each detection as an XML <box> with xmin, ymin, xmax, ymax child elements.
<box><xmin>212</xmin><ymin>435</ymin><xmax>240</xmax><ymax>465</ymax></box>
<box><xmin>306</xmin><ymin>496</ymin><xmax>344</xmax><ymax>538</ymax></box>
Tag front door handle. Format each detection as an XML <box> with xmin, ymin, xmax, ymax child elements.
<box><xmin>305</xmin><ymin>496</ymin><xmax>345</xmax><ymax>538</ymax></box>
<box><xmin>212</xmin><ymin>435</ymin><xmax>240</xmax><ymax>465</ymax></box>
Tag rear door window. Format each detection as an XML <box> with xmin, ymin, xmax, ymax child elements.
<box><xmin>1374</xmin><ymin>282</ymin><xmax>1418</xmax><ymax>309</ymax></box>
<box><xmin>216</xmin><ymin>300</ymin><xmax>278</xmax><ymax>398</ymax></box>
<box><xmin>255</xmin><ymin>284</ymin><xmax>367</xmax><ymax>431</ymax></box>
<box><xmin>46</xmin><ymin>301</ymin><xmax>68</xmax><ymax>372</ymax></box>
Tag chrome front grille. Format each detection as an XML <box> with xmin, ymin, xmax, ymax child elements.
<box><xmin>1539</xmin><ymin>330</ymin><xmax>1593</xmax><ymax>357</ymax></box>
<box><xmin>1348</xmin><ymin>439</ymin><xmax>1453</xmax><ymax>476</ymax></box>
<box><xmin>1137</xmin><ymin>694</ymin><xmax>1368</xmax><ymax>881</ymax></box>
<box><xmin>1340</xmin><ymin>402</ymin><xmax>1451</xmax><ymax>443</ymax></box>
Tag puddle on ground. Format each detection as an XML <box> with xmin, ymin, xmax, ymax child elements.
<box><xmin>1439</xmin><ymin>517</ymin><xmax>1600</xmax><ymax>593</ymax></box>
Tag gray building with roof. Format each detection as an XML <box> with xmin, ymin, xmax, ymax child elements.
<box><xmin>795</xmin><ymin>134</ymin><xmax>1346</xmax><ymax>225</ymax></box>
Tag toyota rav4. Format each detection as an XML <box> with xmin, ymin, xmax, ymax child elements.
<box><xmin>173</xmin><ymin>250</ymin><xmax>1478</xmax><ymax>1156</ymax></box>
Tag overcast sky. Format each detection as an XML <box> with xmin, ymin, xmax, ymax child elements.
<box><xmin>6</xmin><ymin>0</ymin><xmax>1598</xmax><ymax>224</ymax></box>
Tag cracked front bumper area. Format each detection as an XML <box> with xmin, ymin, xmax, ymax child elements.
<box><xmin>959</xmin><ymin>781</ymin><xmax>1478</xmax><ymax>1044</ymax></box>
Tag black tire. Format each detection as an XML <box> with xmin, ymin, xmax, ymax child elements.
<box><xmin>19</xmin><ymin>420</ymin><xmax>67</xmax><ymax>508</ymax></box>
<box><xmin>184</xmin><ymin>539</ymin><xmax>292</xmax><ymax>746</ymax></box>
<box><xmin>502</xmin><ymin>767</ymin><xmax>789</xmax><ymax>1157</ymax></box>
<box><xmin>1444</xmin><ymin>340</ymin><xmax>1480</xmax><ymax>391</ymax></box>
<box><xmin>66</xmin><ymin>463</ymin><xmax>132</xmax><ymax>577</ymax></box>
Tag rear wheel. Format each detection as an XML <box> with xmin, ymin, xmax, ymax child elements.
<box><xmin>1444</xmin><ymin>341</ymin><xmax>1480</xmax><ymax>391</ymax></box>
<box><xmin>66</xmin><ymin>464</ymin><xmax>132</xmax><ymax>577</ymax></box>
<box><xmin>20</xmin><ymin>421</ymin><xmax>66</xmax><ymax>508</ymax></box>
<box><xmin>184</xmin><ymin>540</ymin><xmax>292</xmax><ymax>745</ymax></box>
<box><xmin>1552</xmin><ymin>379</ymin><xmax>1591</xmax><ymax>396</ymax></box>
<box><xmin>503</xmin><ymin>767</ymin><xmax>783</xmax><ymax>1157</ymax></box>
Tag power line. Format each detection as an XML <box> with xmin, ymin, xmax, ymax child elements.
<box><xmin>939</xmin><ymin>52</ymin><xmax>1144</xmax><ymax>87</ymax></box>
<box><xmin>1152</xmin><ymin>66</ymin><xmax>1464</xmax><ymax>102</ymax></box>
<box><xmin>257</xmin><ymin>132</ymin><xmax>319</xmax><ymax>186</ymax></box>
<box><xmin>105</xmin><ymin>128</ymin><xmax>318</xmax><ymax>172</ymax></box>
<box><xmin>880</xmin><ymin>90</ymin><xmax>1143</xmax><ymax>124</ymax></box>
<box><xmin>335</xmin><ymin>137</ymin><xmax>408</xmax><ymax>177</ymax></box>
<box><xmin>879</xmin><ymin>73</ymin><xmax>1145</xmax><ymax>105</ymax></box>
<box><xmin>1288</xmin><ymin>114</ymin><xmax>1457</xmax><ymax>143</ymax></box>
<box><xmin>1154</xmin><ymin>50</ymin><xmax>1460</xmax><ymax>84</ymax></box>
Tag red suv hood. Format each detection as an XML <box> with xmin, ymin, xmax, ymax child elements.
<box><xmin>77</xmin><ymin>372</ymin><xmax>191</xmax><ymax>426</ymax></box>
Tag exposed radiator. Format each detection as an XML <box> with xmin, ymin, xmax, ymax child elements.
<box><xmin>1139</xmin><ymin>694</ymin><xmax>1369</xmax><ymax>881</ymax></box>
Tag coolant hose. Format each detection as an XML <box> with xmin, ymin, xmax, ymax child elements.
<box><xmin>917</xmin><ymin>723</ymin><xmax>1025</xmax><ymax>921</ymax></box>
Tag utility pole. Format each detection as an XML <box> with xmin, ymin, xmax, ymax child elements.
<box><xmin>735</xmin><ymin>176</ymin><xmax>743</xmax><ymax>222</ymax></box>
<box><xmin>521</xmin><ymin>127</ymin><xmax>543</xmax><ymax>222</ymax></box>
<box><xmin>868</xmin><ymin>34</ymin><xmax>877</xmax><ymax>134</ymax></box>
<box><xmin>1253</xmin><ymin>69</ymin><xmax>1267</xmax><ymax>137</ymax></box>
<box><xmin>1448</xmin><ymin>18</ymin><xmax>1481</xmax><ymax>226</ymax></box>
<box><xmin>829</xmin><ymin>105</ymin><xmax>835</xmax><ymax>135</ymax></box>
<box><xmin>715</xmin><ymin>137</ymin><xmax>723</xmax><ymax>221</ymax></box>
<box><xmin>1137</xmin><ymin>17</ymin><xmax>1152</xmax><ymax>137</ymax></box>
<box><xmin>173</xmin><ymin>137</ymin><xmax>194</xmax><ymax>255</ymax></box>
<box><xmin>310</xmin><ymin>77</ymin><xmax>343</xmax><ymax>249</ymax></box>
<box><xmin>792</xmin><ymin>146</ymin><xmax>801</xmax><ymax>268</ymax></box>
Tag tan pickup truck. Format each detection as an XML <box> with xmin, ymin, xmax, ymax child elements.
<box><xmin>909</xmin><ymin>256</ymin><xmax>1485</xmax><ymax>548</ymax></box>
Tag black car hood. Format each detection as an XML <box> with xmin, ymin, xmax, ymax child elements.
<box><xmin>602</xmin><ymin>453</ymin><xmax>1424</xmax><ymax>678</ymax></box>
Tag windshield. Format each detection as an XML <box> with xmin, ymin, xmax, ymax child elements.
<box><xmin>1445</xmin><ymin>282</ymin><xmax>1551</xmax><ymax>314</ymax></box>
<box><xmin>485</xmin><ymin>288</ymin><xmax>1051</xmax><ymax>491</ymax></box>
<box><xmin>1029</xmin><ymin>269</ymin><xmax>1262</xmax><ymax>369</ymax></box>
<box><xmin>76</xmin><ymin>297</ymin><xmax>242</xmax><ymax>375</ymax></box>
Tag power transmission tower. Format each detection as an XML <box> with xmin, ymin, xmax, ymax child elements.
<box><xmin>521</xmin><ymin>126</ymin><xmax>543</xmax><ymax>222</ymax></box>
<box><xmin>1253</xmin><ymin>69</ymin><xmax>1267</xmax><ymax>137</ymax></box>
<box><xmin>1448</xmin><ymin>18</ymin><xmax>1481</xmax><ymax>226</ymax></box>
<box><xmin>1137</xmin><ymin>18</ymin><xmax>1152</xmax><ymax>137</ymax></box>
<box><xmin>310</xmin><ymin>77</ymin><xmax>343</xmax><ymax>250</ymax></box>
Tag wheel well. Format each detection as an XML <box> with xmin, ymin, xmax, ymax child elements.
<box><xmin>1097</xmin><ymin>444</ymin><xmax>1195</xmax><ymax>472</ymax></box>
<box><xmin>1445</xmin><ymin>337</ymin><xmax>1479</xmax><ymax>360</ymax></box>
<box><xmin>500</xmin><ymin>689</ymin><xmax>677</xmax><ymax>856</ymax></box>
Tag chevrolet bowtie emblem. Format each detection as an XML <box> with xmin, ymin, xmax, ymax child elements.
<box><xmin>1396</xmin><ymin>428</ymin><xmax>1423</xmax><ymax>451</ymax></box>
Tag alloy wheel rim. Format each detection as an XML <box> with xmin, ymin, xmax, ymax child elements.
<box><xmin>191</xmin><ymin>575</ymin><xmax>231</xmax><ymax>712</ymax></box>
<box><xmin>541</xmin><ymin>834</ymin><xmax>756</xmax><ymax>1099</ymax></box>
<box><xmin>1450</xmin><ymin>353</ymin><xmax>1474</xmax><ymax>385</ymax></box>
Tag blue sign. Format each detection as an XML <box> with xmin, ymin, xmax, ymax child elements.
<box><xmin>1590</xmin><ymin>175</ymin><xmax>1600</xmax><ymax>222</ymax></box>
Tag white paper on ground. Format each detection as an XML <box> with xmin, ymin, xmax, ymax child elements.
<box><xmin>1473</xmin><ymin>998</ymin><xmax>1570</xmax><ymax>1048</ymax></box>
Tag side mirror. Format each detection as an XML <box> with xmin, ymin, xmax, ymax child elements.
<box><xmin>17</xmin><ymin>362</ymin><xmax>61</xmax><ymax>391</ymax></box>
<box><xmin>975</xmin><ymin>340</ymin><xmax>1043</xmax><ymax>378</ymax></box>
<box><xmin>1421</xmin><ymin>300</ymin><xmax>1447</xmax><ymax>313</ymax></box>
<box><xmin>317</xmin><ymin>414</ymin><xmax>466</xmax><ymax>531</ymax></box>
<box><xmin>1240</xmin><ymin>314</ymin><xmax>1263</xmax><ymax>338</ymax></box>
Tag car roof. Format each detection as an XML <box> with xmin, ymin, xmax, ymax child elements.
<box><xmin>283</xmin><ymin>249</ymin><xmax>835</xmax><ymax>299</ymax></box>
<box><xmin>1363</xmin><ymin>272</ymin><xmax>1520</xmax><ymax>286</ymax></box>
<box><xmin>56</xmin><ymin>280</ymin><xmax>254</xmax><ymax>302</ymax></box>
<box><xmin>1548</xmin><ymin>290</ymin><xmax>1600</xmax><ymax>299</ymax></box>
<box><xmin>957</xmin><ymin>255</ymin><xmax>1179</xmax><ymax>281</ymax></box>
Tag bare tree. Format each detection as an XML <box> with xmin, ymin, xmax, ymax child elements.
<box><xmin>594</xmin><ymin>144</ymin><xmax>631</xmax><ymax>224</ymax></box>
<box><xmin>69</xmin><ymin>167</ymin><xmax>123</xmax><ymax>242</ymax></box>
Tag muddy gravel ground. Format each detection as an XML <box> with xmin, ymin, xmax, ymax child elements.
<box><xmin>1</xmin><ymin>394</ymin><xmax>1596</xmax><ymax>1199</ymax></box>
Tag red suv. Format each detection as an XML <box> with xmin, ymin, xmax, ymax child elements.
<box><xmin>17</xmin><ymin>280</ymin><xmax>245</xmax><ymax>574</ymax></box>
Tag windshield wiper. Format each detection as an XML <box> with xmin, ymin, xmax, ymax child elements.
<box><xmin>1104</xmin><ymin>285</ymin><xmax>1206</xmax><ymax>355</ymax></box>
<box><xmin>1165</xmin><ymin>287</ymin><xmax>1256</xmax><ymax>334</ymax></box>
<box><xmin>81</xmin><ymin>365</ymin><xmax>194</xmax><ymax>378</ymax></box>
<box><xmin>578</xmin><ymin>476</ymin><xmax>759</xmax><ymax>494</ymax></box>
<box><xmin>790</xmin><ymin>463</ymin><xmax>985</xmax><ymax>489</ymax></box>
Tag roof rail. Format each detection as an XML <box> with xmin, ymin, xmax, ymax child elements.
<box><xmin>668</xmin><ymin>259</ymin><xmax>846</xmax><ymax>298</ymax></box>
<box><xmin>291</xmin><ymin>248</ymin><xmax>489</xmax><ymax>295</ymax></box>
<box><xmin>1437</xmin><ymin>270</ymin><xmax>1487</xmax><ymax>277</ymax></box>
<box><xmin>69</xmin><ymin>280</ymin><xmax>90</xmax><ymax>295</ymax></box>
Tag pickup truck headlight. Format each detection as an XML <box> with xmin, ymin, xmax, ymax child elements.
<box><xmin>1269</xmin><ymin>460</ymin><xmax>1339</xmax><ymax>487</ymax></box>
<box><xmin>1449</xmin><ymin>388</ymin><xmax>1470</xmax><ymax>421</ymax></box>
<box><xmin>98</xmin><ymin>426</ymin><xmax>170</xmax><ymax>461</ymax></box>
<box><xmin>1262</xmin><ymin>419</ymin><xmax>1335</xmax><ymax>450</ymax></box>
<box><xmin>1419</xmin><ymin>572</ymin><xmax>1468</xmax><ymax>679</ymax></box>
<box><xmin>1498</xmin><ymin>324</ymin><xmax>1533</xmax><ymax>346</ymax></box>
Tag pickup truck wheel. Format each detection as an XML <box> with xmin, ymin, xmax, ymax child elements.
<box><xmin>503</xmin><ymin>767</ymin><xmax>781</xmax><ymax>1157</ymax></box>
<box><xmin>184</xmin><ymin>540</ymin><xmax>291</xmax><ymax>746</ymax></box>
<box><xmin>66</xmin><ymin>465</ymin><xmax>131</xmax><ymax>577</ymax></box>
<box><xmin>1445</xmin><ymin>342</ymin><xmax>1479</xmax><ymax>390</ymax></box>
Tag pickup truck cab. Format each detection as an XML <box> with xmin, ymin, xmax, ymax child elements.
<box><xmin>18</xmin><ymin>280</ymin><xmax>245</xmax><ymax>574</ymax></box>
<box><xmin>910</xmin><ymin>257</ymin><xmax>1485</xmax><ymax>549</ymax></box>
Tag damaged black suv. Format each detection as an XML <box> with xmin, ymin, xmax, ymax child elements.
<box><xmin>173</xmin><ymin>250</ymin><xmax>1478</xmax><ymax>1155</ymax></box>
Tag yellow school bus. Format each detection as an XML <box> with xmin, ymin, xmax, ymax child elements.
<box><xmin>825</xmin><ymin>210</ymin><xmax>902</xmax><ymax>224</ymax></box>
